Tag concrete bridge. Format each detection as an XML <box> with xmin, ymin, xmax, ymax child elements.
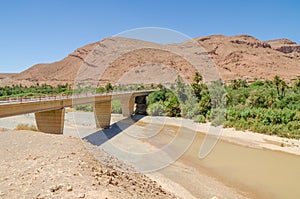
<box><xmin>0</xmin><ymin>90</ymin><xmax>154</xmax><ymax>134</ymax></box>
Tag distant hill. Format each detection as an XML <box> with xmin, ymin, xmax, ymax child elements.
<box><xmin>0</xmin><ymin>73</ymin><xmax>17</xmax><ymax>80</ymax></box>
<box><xmin>4</xmin><ymin>34</ymin><xmax>300</xmax><ymax>87</ymax></box>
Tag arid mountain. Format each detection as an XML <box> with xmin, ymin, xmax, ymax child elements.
<box><xmin>265</xmin><ymin>38</ymin><xmax>300</xmax><ymax>53</ymax></box>
<box><xmin>196</xmin><ymin>35</ymin><xmax>300</xmax><ymax>83</ymax></box>
<box><xmin>0</xmin><ymin>73</ymin><xmax>17</xmax><ymax>80</ymax></box>
<box><xmin>6</xmin><ymin>34</ymin><xmax>300</xmax><ymax>87</ymax></box>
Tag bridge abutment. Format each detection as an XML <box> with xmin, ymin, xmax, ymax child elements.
<box><xmin>35</xmin><ymin>108</ymin><xmax>65</xmax><ymax>134</ymax></box>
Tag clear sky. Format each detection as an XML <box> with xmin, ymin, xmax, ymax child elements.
<box><xmin>0</xmin><ymin>0</ymin><xmax>300</xmax><ymax>73</ymax></box>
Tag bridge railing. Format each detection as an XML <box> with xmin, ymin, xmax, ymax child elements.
<box><xmin>0</xmin><ymin>90</ymin><xmax>156</xmax><ymax>105</ymax></box>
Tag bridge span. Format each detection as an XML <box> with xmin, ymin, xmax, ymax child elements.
<box><xmin>0</xmin><ymin>90</ymin><xmax>154</xmax><ymax>134</ymax></box>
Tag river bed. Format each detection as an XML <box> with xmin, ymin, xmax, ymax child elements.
<box><xmin>1</xmin><ymin>112</ymin><xmax>300</xmax><ymax>198</ymax></box>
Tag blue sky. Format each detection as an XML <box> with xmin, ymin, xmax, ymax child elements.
<box><xmin>0</xmin><ymin>0</ymin><xmax>300</xmax><ymax>73</ymax></box>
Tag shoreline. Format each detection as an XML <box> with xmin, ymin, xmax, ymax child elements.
<box><xmin>135</xmin><ymin>116</ymin><xmax>300</xmax><ymax>156</ymax></box>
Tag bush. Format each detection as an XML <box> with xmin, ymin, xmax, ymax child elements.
<box><xmin>74</xmin><ymin>104</ymin><xmax>93</xmax><ymax>112</ymax></box>
<box><xmin>112</xmin><ymin>100</ymin><xmax>122</xmax><ymax>114</ymax></box>
<box><xmin>15</xmin><ymin>123</ymin><xmax>38</xmax><ymax>131</ymax></box>
<box><xmin>147</xmin><ymin>102</ymin><xmax>166</xmax><ymax>116</ymax></box>
<box><xmin>193</xmin><ymin>114</ymin><xmax>206</xmax><ymax>123</ymax></box>
<box><xmin>147</xmin><ymin>89</ymin><xmax>181</xmax><ymax>117</ymax></box>
<box><xmin>224</xmin><ymin>106</ymin><xmax>300</xmax><ymax>138</ymax></box>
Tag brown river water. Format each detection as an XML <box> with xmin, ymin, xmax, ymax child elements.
<box><xmin>139</xmin><ymin>122</ymin><xmax>300</xmax><ymax>199</ymax></box>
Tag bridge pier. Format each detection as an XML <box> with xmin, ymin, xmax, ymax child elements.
<box><xmin>119</xmin><ymin>94</ymin><xmax>135</xmax><ymax>117</ymax></box>
<box><xmin>35</xmin><ymin>108</ymin><xmax>65</xmax><ymax>134</ymax></box>
<box><xmin>94</xmin><ymin>96</ymin><xmax>112</xmax><ymax>129</ymax></box>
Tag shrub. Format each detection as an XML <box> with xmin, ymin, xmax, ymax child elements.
<box><xmin>147</xmin><ymin>102</ymin><xmax>166</xmax><ymax>116</ymax></box>
<box><xmin>74</xmin><ymin>104</ymin><xmax>93</xmax><ymax>112</ymax></box>
<box><xmin>193</xmin><ymin>114</ymin><xmax>206</xmax><ymax>123</ymax></box>
<box><xmin>112</xmin><ymin>100</ymin><xmax>122</xmax><ymax>114</ymax></box>
<box><xmin>15</xmin><ymin>123</ymin><xmax>38</xmax><ymax>131</ymax></box>
<box><xmin>147</xmin><ymin>89</ymin><xmax>181</xmax><ymax>117</ymax></box>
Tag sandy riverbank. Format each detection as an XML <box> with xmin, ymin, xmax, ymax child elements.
<box><xmin>137</xmin><ymin>116</ymin><xmax>300</xmax><ymax>156</ymax></box>
<box><xmin>0</xmin><ymin>129</ymin><xmax>176</xmax><ymax>198</ymax></box>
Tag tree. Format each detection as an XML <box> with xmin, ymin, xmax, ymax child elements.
<box><xmin>273</xmin><ymin>75</ymin><xmax>281</xmax><ymax>97</ymax></box>
<box><xmin>293</xmin><ymin>78</ymin><xmax>300</xmax><ymax>90</ymax></box>
<box><xmin>174</xmin><ymin>75</ymin><xmax>188</xmax><ymax>103</ymax></box>
<box><xmin>105</xmin><ymin>83</ymin><xmax>113</xmax><ymax>92</ymax></box>
<box><xmin>279</xmin><ymin>80</ymin><xmax>287</xmax><ymax>98</ymax></box>
<box><xmin>273</xmin><ymin>75</ymin><xmax>288</xmax><ymax>99</ymax></box>
<box><xmin>191</xmin><ymin>72</ymin><xmax>204</xmax><ymax>100</ymax></box>
<box><xmin>193</xmin><ymin>72</ymin><xmax>203</xmax><ymax>84</ymax></box>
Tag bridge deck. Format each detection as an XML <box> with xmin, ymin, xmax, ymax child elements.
<box><xmin>0</xmin><ymin>90</ymin><xmax>154</xmax><ymax>118</ymax></box>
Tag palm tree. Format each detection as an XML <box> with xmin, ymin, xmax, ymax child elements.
<box><xmin>279</xmin><ymin>80</ymin><xmax>287</xmax><ymax>98</ymax></box>
<box><xmin>293</xmin><ymin>78</ymin><xmax>300</xmax><ymax>89</ymax></box>
<box><xmin>273</xmin><ymin>75</ymin><xmax>281</xmax><ymax>96</ymax></box>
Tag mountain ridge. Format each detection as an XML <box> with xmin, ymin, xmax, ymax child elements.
<box><xmin>2</xmin><ymin>34</ymin><xmax>299</xmax><ymax>86</ymax></box>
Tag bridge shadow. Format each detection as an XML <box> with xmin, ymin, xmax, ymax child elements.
<box><xmin>83</xmin><ymin>114</ymin><xmax>144</xmax><ymax>146</ymax></box>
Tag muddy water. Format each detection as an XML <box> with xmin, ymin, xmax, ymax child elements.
<box><xmin>144</xmin><ymin>123</ymin><xmax>300</xmax><ymax>199</ymax></box>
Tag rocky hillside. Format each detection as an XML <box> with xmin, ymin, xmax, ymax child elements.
<box><xmin>7</xmin><ymin>34</ymin><xmax>300</xmax><ymax>86</ymax></box>
<box><xmin>196</xmin><ymin>35</ymin><xmax>300</xmax><ymax>83</ymax></box>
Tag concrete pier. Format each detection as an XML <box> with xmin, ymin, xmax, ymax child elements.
<box><xmin>35</xmin><ymin>108</ymin><xmax>65</xmax><ymax>134</ymax></box>
<box><xmin>94</xmin><ymin>96</ymin><xmax>112</xmax><ymax>129</ymax></box>
<box><xmin>119</xmin><ymin>94</ymin><xmax>135</xmax><ymax>117</ymax></box>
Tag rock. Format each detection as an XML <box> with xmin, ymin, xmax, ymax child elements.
<box><xmin>108</xmin><ymin>178</ymin><xmax>113</xmax><ymax>185</ymax></box>
<box><xmin>276</xmin><ymin>45</ymin><xmax>300</xmax><ymax>54</ymax></box>
<box><xmin>49</xmin><ymin>184</ymin><xmax>63</xmax><ymax>192</ymax></box>
<box><xmin>78</xmin><ymin>193</ymin><xmax>85</xmax><ymax>198</ymax></box>
<box><xmin>67</xmin><ymin>185</ymin><xmax>73</xmax><ymax>192</ymax></box>
<box><xmin>108</xmin><ymin>170</ymin><xmax>118</xmax><ymax>177</ymax></box>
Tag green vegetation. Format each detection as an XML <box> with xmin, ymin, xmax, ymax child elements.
<box><xmin>74</xmin><ymin>104</ymin><xmax>93</xmax><ymax>112</ymax></box>
<box><xmin>224</xmin><ymin>76</ymin><xmax>300</xmax><ymax>138</ymax></box>
<box><xmin>111</xmin><ymin>100</ymin><xmax>122</xmax><ymax>114</ymax></box>
<box><xmin>0</xmin><ymin>83</ymin><xmax>72</xmax><ymax>100</ymax></box>
<box><xmin>147</xmin><ymin>74</ymin><xmax>300</xmax><ymax>138</ymax></box>
<box><xmin>0</xmin><ymin>83</ymin><xmax>151</xmax><ymax>100</ymax></box>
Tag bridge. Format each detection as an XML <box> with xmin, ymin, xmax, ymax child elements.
<box><xmin>0</xmin><ymin>90</ymin><xmax>154</xmax><ymax>134</ymax></box>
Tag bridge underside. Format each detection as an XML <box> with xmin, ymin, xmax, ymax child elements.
<box><xmin>34</xmin><ymin>95</ymin><xmax>148</xmax><ymax>134</ymax></box>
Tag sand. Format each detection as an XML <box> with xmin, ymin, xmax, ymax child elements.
<box><xmin>138</xmin><ymin>116</ymin><xmax>300</xmax><ymax>156</ymax></box>
<box><xmin>0</xmin><ymin>129</ymin><xmax>176</xmax><ymax>199</ymax></box>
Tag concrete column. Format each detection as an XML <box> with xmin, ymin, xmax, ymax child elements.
<box><xmin>94</xmin><ymin>99</ymin><xmax>112</xmax><ymax>129</ymax></box>
<box><xmin>120</xmin><ymin>94</ymin><xmax>135</xmax><ymax>117</ymax></box>
<box><xmin>35</xmin><ymin>108</ymin><xmax>65</xmax><ymax>134</ymax></box>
